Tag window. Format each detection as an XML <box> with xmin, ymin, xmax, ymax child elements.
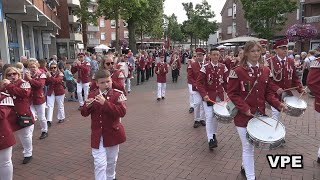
<box><xmin>232</xmin><ymin>22</ymin><xmax>237</xmax><ymax>37</ymax></box>
<box><xmin>111</xmin><ymin>32</ymin><xmax>116</xmax><ymax>40</ymax></box>
<box><xmin>228</xmin><ymin>8</ymin><xmax>232</xmax><ymax>17</ymax></box>
<box><xmin>246</xmin><ymin>21</ymin><xmax>249</xmax><ymax>28</ymax></box>
<box><xmin>296</xmin><ymin>9</ymin><xmax>300</xmax><ymax>20</ymax></box>
<box><xmin>111</xmin><ymin>20</ymin><xmax>116</xmax><ymax>28</ymax></box>
<box><xmin>232</xmin><ymin>3</ymin><xmax>236</xmax><ymax>19</ymax></box>
<box><xmin>124</xmin><ymin>31</ymin><xmax>129</xmax><ymax>38</ymax></box>
<box><xmin>100</xmin><ymin>19</ymin><xmax>105</xmax><ymax>27</ymax></box>
<box><xmin>88</xmin><ymin>33</ymin><xmax>95</xmax><ymax>39</ymax></box>
<box><xmin>101</xmin><ymin>32</ymin><xmax>106</xmax><ymax>40</ymax></box>
<box><xmin>227</xmin><ymin>26</ymin><xmax>232</xmax><ymax>34</ymax></box>
<box><xmin>123</xmin><ymin>20</ymin><xmax>128</xmax><ymax>27</ymax></box>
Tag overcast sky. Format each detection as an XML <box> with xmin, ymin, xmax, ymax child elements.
<box><xmin>164</xmin><ymin>0</ymin><xmax>227</xmax><ymax>23</ymax></box>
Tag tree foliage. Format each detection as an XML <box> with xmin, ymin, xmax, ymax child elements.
<box><xmin>241</xmin><ymin>0</ymin><xmax>297</xmax><ymax>39</ymax></box>
<box><xmin>166</xmin><ymin>14</ymin><xmax>186</xmax><ymax>44</ymax></box>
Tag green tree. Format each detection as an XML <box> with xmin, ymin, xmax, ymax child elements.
<box><xmin>167</xmin><ymin>14</ymin><xmax>185</xmax><ymax>47</ymax></box>
<box><xmin>241</xmin><ymin>0</ymin><xmax>297</xmax><ymax>39</ymax></box>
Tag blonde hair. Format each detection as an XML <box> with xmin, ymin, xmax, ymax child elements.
<box><xmin>239</xmin><ymin>41</ymin><xmax>264</xmax><ymax>67</ymax></box>
<box><xmin>4</xmin><ymin>67</ymin><xmax>21</xmax><ymax>79</ymax></box>
<box><xmin>100</xmin><ymin>55</ymin><xmax>113</xmax><ymax>70</ymax></box>
<box><xmin>15</xmin><ymin>62</ymin><xmax>23</xmax><ymax>69</ymax></box>
<box><xmin>27</xmin><ymin>60</ymin><xmax>39</xmax><ymax>68</ymax></box>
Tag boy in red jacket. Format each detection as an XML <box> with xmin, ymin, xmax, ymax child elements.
<box><xmin>81</xmin><ymin>69</ymin><xmax>127</xmax><ymax>180</ymax></box>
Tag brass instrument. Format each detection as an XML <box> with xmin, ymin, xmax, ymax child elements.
<box><xmin>86</xmin><ymin>89</ymin><xmax>110</xmax><ymax>106</ymax></box>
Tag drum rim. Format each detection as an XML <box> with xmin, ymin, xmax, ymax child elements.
<box><xmin>284</xmin><ymin>97</ymin><xmax>307</xmax><ymax>109</ymax></box>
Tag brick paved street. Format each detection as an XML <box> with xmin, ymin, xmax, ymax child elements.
<box><xmin>12</xmin><ymin>64</ymin><xmax>320</xmax><ymax>180</ymax></box>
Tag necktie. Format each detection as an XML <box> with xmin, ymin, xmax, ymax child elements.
<box><xmin>200</xmin><ymin>62</ymin><xmax>203</xmax><ymax>68</ymax></box>
<box><xmin>252</xmin><ymin>66</ymin><xmax>258</xmax><ymax>77</ymax></box>
<box><xmin>281</xmin><ymin>60</ymin><xmax>285</xmax><ymax>69</ymax></box>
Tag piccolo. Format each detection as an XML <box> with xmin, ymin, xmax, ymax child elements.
<box><xmin>86</xmin><ymin>89</ymin><xmax>109</xmax><ymax>106</ymax></box>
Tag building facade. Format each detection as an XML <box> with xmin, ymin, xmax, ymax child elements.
<box><xmin>0</xmin><ymin>0</ymin><xmax>61</xmax><ymax>64</ymax></box>
<box><xmin>56</xmin><ymin>0</ymin><xmax>82</xmax><ymax>60</ymax></box>
<box><xmin>303</xmin><ymin>0</ymin><xmax>320</xmax><ymax>50</ymax></box>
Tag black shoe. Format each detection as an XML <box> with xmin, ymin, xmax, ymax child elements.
<box><xmin>128</xmin><ymin>91</ymin><xmax>131</xmax><ymax>93</ymax></box>
<box><xmin>23</xmin><ymin>156</ymin><xmax>32</xmax><ymax>164</ymax></box>
<box><xmin>47</xmin><ymin>121</ymin><xmax>52</xmax><ymax>128</ymax></box>
<box><xmin>189</xmin><ymin>107</ymin><xmax>194</xmax><ymax>113</ymax></box>
<box><xmin>193</xmin><ymin>121</ymin><xmax>200</xmax><ymax>128</ymax></box>
<box><xmin>157</xmin><ymin>98</ymin><xmax>161</xmax><ymax>101</ymax></box>
<box><xmin>78</xmin><ymin>106</ymin><xmax>82</xmax><ymax>111</ymax></box>
<box><xmin>317</xmin><ymin>157</ymin><xmax>320</xmax><ymax>163</ymax></box>
<box><xmin>200</xmin><ymin>120</ymin><xmax>206</xmax><ymax>126</ymax></box>
<box><xmin>58</xmin><ymin>119</ymin><xmax>65</xmax><ymax>123</ymax></box>
<box><xmin>212</xmin><ymin>134</ymin><xmax>218</xmax><ymax>148</ymax></box>
<box><xmin>240</xmin><ymin>166</ymin><xmax>245</xmax><ymax>176</ymax></box>
<box><xmin>39</xmin><ymin>132</ymin><xmax>48</xmax><ymax>139</ymax></box>
<box><xmin>162</xmin><ymin>97</ymin><xmax>165</xmax><ymax>99</ymax></box>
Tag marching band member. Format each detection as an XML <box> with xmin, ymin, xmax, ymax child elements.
<box><xmin>187</xmin><ymin>56</ymin><xmax>196</xmax><ymax>113</ymax></box>
<box><xmin>71</xmin><ymin>53</ymin><xmax>91</xmax><ymax>110</ymax></box>
<box><xmin>155</xmin><ymin>53</ymin><xmax>168</xmax><ymax>101</ymax></box>
<box><xmin>0</xmin><ymin>92</ymin><xmax>15</xmax><ymax>180</ymax></box>
<box><xmin>306</xmin><ymin>54</ymin><xmax>320</xmax><ymax>163</ymax></box>
<box><xmin>46</xmin><ymin>62</ymin><xmax>66</xmax><ymax>124</ymax></box>
<box><xmin>187</xmin><ymin>48</ymin><xmax>206</xmax><ymax>128</ymax></box>
<box><xmin>267</xmin><ymin>39</ymin><xmax>305</xmax><ymax>120</ymax></box>
<box><xmin>227</xmin><ymin>41</ymin><xmax>287</xmax><ymax>180</ymax></box>
<box><xmin>169</xmin><ymin>52</ymin><xmax>181</xmax><ymax>83</ymax></box>
<box><xmin>260</xmin><ymin>40</ymin><xmax>270</xmax><ymax>64</ymax></box>
<box><xmin>196</xmin><ymin>48</ymin><xmax>228</xmax><ymax>150</ymax></box>
<box><xmin>25</xmin><ymin>60</ymin><xmax>48</xmax><ymax>139</ymax></box>
<box><xmin>224</xmin><ymin>51</ymin><xmax>236</xmax><ymax>70</ymax></box>
<box><xmin>91</xmin><ymin>56</ymin><xmax>126</xmax><ymax>95</ymax></box>
<box><xmin>81</xmin><ymin>69</ymin><xmax>126</xmax><ymax>180</ymax></box>
<box><xmin>124</xmin><ymin>55</ymin><xmax>133</xmax><ymax>93</ymax></box>
<box><xmin>2</xmin><ymin>67</ymin><xmax>34</xmax><ymax>164</ymax></box>
<box><xmin>145</xmin><ymin>53</ymin><xmax>152</xmax><ymax>81</ymax></box>
<box><xmin>137</xmin><ymin>52</ymin><xmax>146</xmax><ymax>85</ymax></box>
<box><xmin>219</xmin><ymin>49</ymin><xmax>225</xmax><ymax>63</ymax></box>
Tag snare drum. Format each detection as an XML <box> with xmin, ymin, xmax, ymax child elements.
<box><xmin>213</xmin><ymin>102</ymin><xmax>234</xmax><ymax>124</ymax></box>
<box><xmin>283</xmin><ymin>96</ymin><xmax>307</xmax><ymax>117</ymax></box>
<box><xmin>246</xmin><ymin>116</ymin><xmax>285</xmax><ymax>150</ymax></box>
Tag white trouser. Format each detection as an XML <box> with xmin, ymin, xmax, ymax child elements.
<box><xmin>0</xmin><ymin>147</ymin><xmax>13</xmax><ymax>180</ymax></box>
<box><xmin>194</xmin><ymin>92</ymin><xmax>205</xmax><ymax>121</ymax></box>
<box><xmin>188</xmin><ymin>84</ymin><xmax>195</xmax><ymax>108</ymax></box>
<box><xmin>30</xmin><ymin>103</ymin><xmax>48</xmax><ymax>133</ymax></box>
<box><xmin>317</xmin><ymin>112</ymin><xmax>320</xmax><ymax>158</ymax></box>
<box><xmin>77</xmin><ymin>82</ymin><xmax>90</xmax><ymax>106</ymax></box>
<box><xmin>237</xmin><ymin>127</ymin><xmax>255</xmax><ymax>180</ymax></box>
<box><xmin>203</xmin><ymin>96</ymin><xmax>221</xmax><ymax>141</ymax></box>
<box><xmin>125</xmin><ymin>78</ymin><xmax>131</xmax><ymax>92</ymax></box>
<box><xmin>157</xmin><ymin>83</ymin><xmax>166</xmax><ymax>98</ymax></box>
<box><xmin>16</xmin><ymin>125</ymin><xmax>34</xmax><ymax>157</ymax></box>
<box><xmin>92</xmin><ymin>137</ymin><xmax>119</xmax><ymax>180</ymax></box>
<box><xmin>271</xmin><ymin>106</ymin><xmax>280</xmax><ymax>120</ymax></box>
<box><xmin>47</xmin><ymin>94</ymin><xmax>65</xmax><ymax>122</ymax></box>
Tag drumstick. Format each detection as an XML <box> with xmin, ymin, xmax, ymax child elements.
<box><xmin>252</xmin><ymin>115</ymin><xmax>273</xmax><ymax>127</ymax></box>
<box><xmin>298</xmin><ymin>87</ymin><xmax>307</xmax><ymax>99</ymax></box>
<box><xmin>208</xmin><ymin>98</ymin><xmax>224</xmax><ymax>107</ymax></box>
<box><xmin>275</xmin><ymin>108</ymin><xmax>283</xmax><ymax>130</ymax></box>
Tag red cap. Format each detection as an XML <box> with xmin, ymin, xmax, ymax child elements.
<box><xmin>273</xmin><ymin>39</ymin><xmax>288</xmax><ymax>49</ymax></box>
<box><xmin>195</xmin><ymin>47</ymin><xmax>205</xmax><ymax>54</ymax></box>
<box><xmin>77</xmin><ymin>53</ymin><xmax>85</xmax><ymax>56</ymax></box>
<box><xmin>219</xmin><ymin>48</ymin><xmax>225</xmax><ymax>52</ymax></box>
<box><xmin>259</xmin><ymin>40</ymin><xmax>268</xmax><ymax>47</ymax></box>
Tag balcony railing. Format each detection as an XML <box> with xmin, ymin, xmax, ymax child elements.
<box><xmin>88</xmin><ymin>38</ymin><xmax>100</xmax><ymax>45</ymax></box>
<box><xmin>87</xmin><ymin>25</ymin><xmax>99</xmax><ymax>32</ymax></box>
<box><xmin>305</xmin><ymin>15</ymin><xmax>320</xmax><ymax>23</ymax></box>
<box><xmin>67</xmin><ymin>0</ymin><xmax>80</xmax><ymax>7</ymax></box>
<box><xmin>68</xmin><ymin>15</ymin><xmax>80</xmax><ymax>23</ymax></box>
<box><xmin>70</xmin><ymin>33</ymin><xmax>83</xmax><ymax>42</ymax></box>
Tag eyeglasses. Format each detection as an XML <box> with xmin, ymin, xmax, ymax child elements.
<box><xmin>79</xmin><ymin>56</ymin><xmax>84</xmax><ymax>58</ymax></box>
<box><xmin>50</xmin><ymin>67</ymin><xmax>57</xmax><ymax>69</ymax></box>
<box><xmin>105</xmin><ymin>62</ymin><xmax>114</xmax><ymax>66</ymax></box>
<box><xmin>7</xmin><ymin>72</ymin><xmax>18</xmax><ymax>76</ymax></box>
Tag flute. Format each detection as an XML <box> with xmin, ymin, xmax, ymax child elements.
<box><xmin>86</xmin><ymin>89</ymin><xmax>109</xmax><ymax>106</ymax></box>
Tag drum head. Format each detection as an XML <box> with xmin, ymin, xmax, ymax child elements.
<box><xmin>213</xmin><ymin>103</ymin><xmax>230</xmax><ymax>116</ymax></box>
<box><xmin>284</xmin><ymin>96</ymin><xmax>307</xmax><ymax>109</ymax></box>
<box><xmin>247</xmin><ymin>117</ymin><xmax>285</xmax><ymax>143</ymax></box>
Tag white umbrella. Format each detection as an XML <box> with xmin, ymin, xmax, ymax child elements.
<box><xmin>217</xmin><ymin>45</ymin><xmax>226</xmax><ymax>49</ymax></box>
<box><xmin>223</xmin><ymin>43</ymin><xmax>233</xmax><ymax>46</ymax></box>
<box><xmin>94</xmin><ymin>44</ymin><xmax>110</xmax><ymax>50</ymax></box>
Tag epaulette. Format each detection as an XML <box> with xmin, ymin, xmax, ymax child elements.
<box><xmin>114</xmin><ymin>89</ymin><xmax>124</xmax><ymax>94</ymax></box>
<box><xmin>228</xmin><ymin>69</ymin><xmax>238</xmax><ymax>79</ymax></box>
<box><xmin>200</xmin><ymin>66</ymin><xmax>206</xmax><ymax>73</ymax></box>
<box><xmin>20</xmin><ymin>81</ymin><xmax>31</xmax><ymax>89</ymax></box>
<box><xmin>224</xmin><ymin>65</ymin><xmax>228</xmax><ymax>73</ymax></box>
<box><xmin>118</xmin><ymin>72</ymin><xmax>125</xmax><ymax>78</ymax></box>
<box><xmin>187</xmin><ymin>64</ymin><xmax>192</xmax><ymax>69</ymax></box>
<box><xmin>118</xmin><ymin>93</ymin><xmax>127</xmax><ymax>102</ymax></box>
<box><xmin>40</xmin><ymin>73</ymin><xmax>46</xmax><ymax>78</ymax></box>
<box><xmin>310</xmin><ymin>61</ymin><xmax>320</xmax><ymax>68</ymax></box>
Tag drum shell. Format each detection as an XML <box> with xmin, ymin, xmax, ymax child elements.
<box><xmin>212</xmin><ymin>102</ymin><xmax>234</xmax><ymax>124</ymax></box>
<box><xmin>284</xmin><ymin>97</ymin><xmax>307</xmax><ymax>117</ymax></box>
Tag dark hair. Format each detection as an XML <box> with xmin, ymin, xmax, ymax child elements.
<box><xmin>95</xmin><ymin>69</ymin><xmax>111</xmax><ymax>80</ymax></box>
<box><xmin>210</xmin><ymin>48</ymin><xmax>219</xmax><ymax>52</ymax></box>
